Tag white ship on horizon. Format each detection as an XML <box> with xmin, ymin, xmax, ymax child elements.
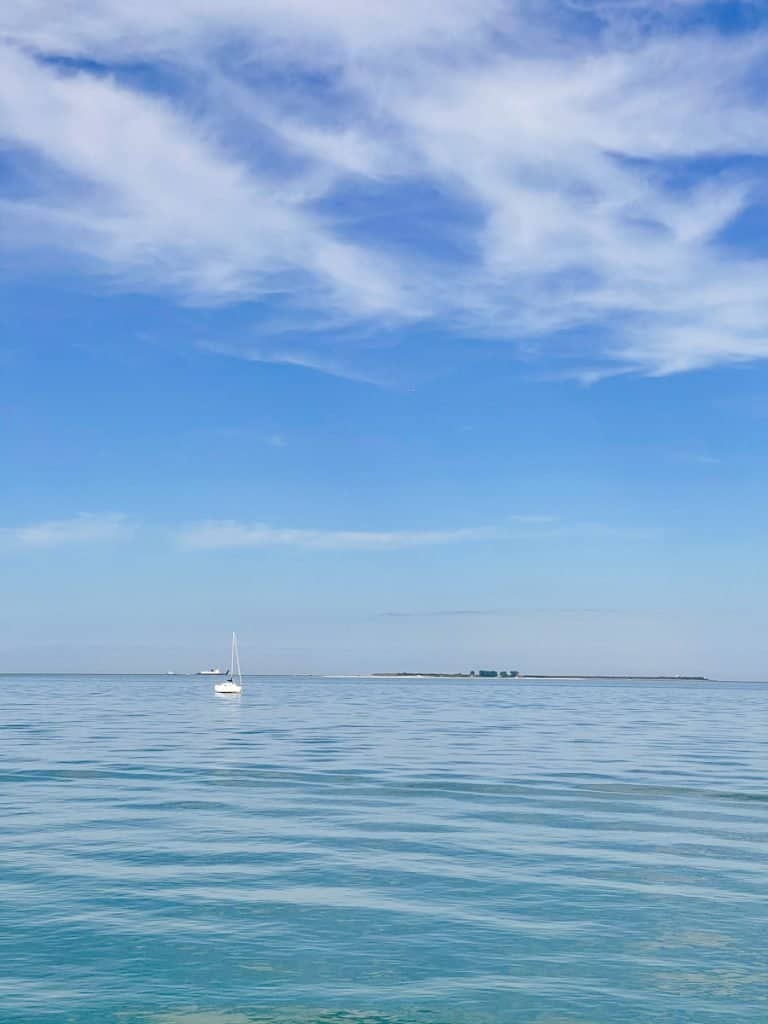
<box><xmin>197</xmin><ymin>667</ymin><xmax>224</xmax><ymax>676</ymax></box>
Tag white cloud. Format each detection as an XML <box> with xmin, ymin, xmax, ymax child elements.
<box><xmin>178</xmin><ymin>521</ymin><xmax>502</xmax><ymax>550</ymax></box>
<box><xmin>0</xmin><ymin>43</ymin><xmax>408</xmax><ymax>314</ymax></box>
<box><xmin>175</xmin><ymin>517</ymin><xmax>660</xmax><ymax>561</ymax></box>
<box><xmin>0</xmin><ymin>514</ymin><xmax>132</xmax><ymax>548</ymax></box>
<box><xmin>200</xmin><ymin>341</ymin><xmax>394</xmax><ymax>387</ymax></box>
<box><xmin>0</xmin><ymin>0</ymin><xmax>506</xmax><ymax>63</ymax></box>
<box><xmin>1</xmin><ymin>3</ymin><xmax>768</xmax><ymax>374</ymax></box>
<box><xmin>677</xmin><ymin>452</ymin><xmax>722</xmax><ymax>466</ymax></box>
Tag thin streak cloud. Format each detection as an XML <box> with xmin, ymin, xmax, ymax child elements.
<box><xmin>0</xmin><ymin>514</ymin><xmax>132</xmax><ymax>548</ymax></box>
<box><xmin>200</xmin><ymin>342</ymin><xmax>393</xmax><ymax>387</ymax></box>
<box><xmin>177</xmin><ymin>521</ymin><xmax>503</xmax><ymax>551</ymax></box>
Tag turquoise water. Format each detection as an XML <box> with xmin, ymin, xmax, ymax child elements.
<box><xmin>1</xmin><ymin>675</ymin><xmax>766</xmax><ymax>1024</ymax></box>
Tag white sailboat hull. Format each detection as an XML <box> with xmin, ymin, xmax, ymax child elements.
<box><xmin>214</xmin><ymin>680</ymin><xmax>242</xmax><ymax>694</ymax></box>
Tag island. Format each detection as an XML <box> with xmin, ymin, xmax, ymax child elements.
<box><xmin>370</xmin><ymin>671</ymin><xmax>711</xmax><ymax>680</ymax></box>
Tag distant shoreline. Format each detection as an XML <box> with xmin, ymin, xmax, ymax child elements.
<box><xmin>362</xmin><ymin>672</ymin><xmax>712</xmax><ymax>681</ymax></box>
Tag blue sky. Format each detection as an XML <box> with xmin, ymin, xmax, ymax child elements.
<box><xmin>2</xmin><ymin>0</ymin><xmax>768</xmax><ymax>677</ymax></box>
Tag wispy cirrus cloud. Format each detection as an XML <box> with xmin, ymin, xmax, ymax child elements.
<box><xmin>0</xmin><ymin>41</ymin><xmax>407</xmax><ymax>314</ymax></box>
<box><xmin>0</xmin><ymin>0</ymin><xmax>506</xmax><ymax>61</ymax></box>
<box><xmin>680</xmin><ymin>453</ymin><xmax>722</xmax><ymax>466</ymax></box>
<box><xmin>178</xmin><ymin>513</ymin><xmax>561</xmax><ymax>550</ymax></box>
<box><xmin>2</xmin><ymin>2</ymin><xmax>768</xmax><ymax>375</ymax></box>
<box><xmin>177</xmin><ymin>521</ymin><xmax>503</xmax><ymax>551</ymax></box>
<box><xmin>0</xmin><ymin>514</ymin><xmax>132</xmax><ymax>548</ymax></box>
<box><xmin>378</xmin><ymin>606</ymin><xmax>643</xmax><ymax>618</ymax></box>
<box><xmin>199</xmin><ymin>341</ymin><xmax>394</xmax><ymax>387</ymax></box>
<box><xmin>379</xmin><ymin>609</ymin><xmax>509</xmax><ymax>618</ymax></box>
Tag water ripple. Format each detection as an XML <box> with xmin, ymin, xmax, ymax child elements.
<box><xmin>0</xmin><ymin>675</ymin><xmax>766</xmax><ymax>1023</ymax></box>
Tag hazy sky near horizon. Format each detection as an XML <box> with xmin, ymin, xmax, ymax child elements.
<box><xmin>2</xmin><ymin>0</ymin><xmax>768</xmax><ymax>678</ymax></box>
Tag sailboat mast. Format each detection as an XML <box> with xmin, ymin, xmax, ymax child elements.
<box><xmin>233</xmin><ymin>632</ymin><xmax>242</xmax><ymax>685</ymax></box>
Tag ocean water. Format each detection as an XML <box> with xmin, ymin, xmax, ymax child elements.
<box><xmin>0</xmin><ymin>675</ymin><xmax>766</xmax><ymax>1024</ymax></box>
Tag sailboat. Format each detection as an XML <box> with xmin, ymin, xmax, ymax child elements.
<box><xmin>214</xmin><ymin>632</ymin><xmax>243</xmax><ymax>695</ymax></box>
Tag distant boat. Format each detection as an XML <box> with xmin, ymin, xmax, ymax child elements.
<box><xmin>214</xmin><ymin>633</ymin><xmax>243</xmax><ymax>695</ymax></box>
<box><xmin>198</xmin><ymin>667</ymin><xmax>224</xmax><ymax>676</ymax></box>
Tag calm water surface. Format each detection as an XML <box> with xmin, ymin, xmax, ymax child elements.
<box><xmin>0</xmin><ymin>675</ymin><xmax>766</xmax><ymax>1024</ymax></box>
